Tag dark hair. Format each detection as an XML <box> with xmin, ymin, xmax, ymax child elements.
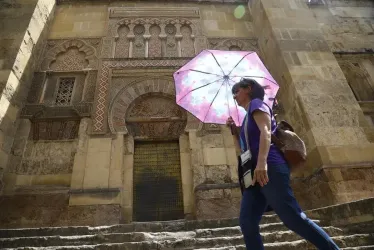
<box><xmin>232</xmin><ymin>78</ymin><xmax>265</xmax><ymax>100</ymax></box>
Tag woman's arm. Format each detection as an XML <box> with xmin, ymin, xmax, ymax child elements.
<box><xmin>252</xmin><ymin>110</ymin><xmax>272</xmax><ymax>186</ymax></box>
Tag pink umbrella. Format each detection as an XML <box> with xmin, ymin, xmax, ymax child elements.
<box><xmin>173</xmin><ymin>50</ymin><xmax>279</xmax><ymax>126</ymax></box>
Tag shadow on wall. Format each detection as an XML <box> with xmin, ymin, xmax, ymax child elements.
<box><xmin>0</xmin><ymin>0</ymin><xmax>56</xmax><ymax>193</ymax></box>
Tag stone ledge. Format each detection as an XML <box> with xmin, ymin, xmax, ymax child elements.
<box><xmin>194</xmin><ymin>183</ymin><xmax>239</xmax><ymax>191</ymax></box>
<box><xmin>69</xmin><ymin>187</ymin><xmax>120</xmax><ymax>194</ymax></box>
<box><xmin>306</xmin><ymin>197</ymin><xmax>374</xmax><ymax>227</ymax></box>
<box><xmin>57</xmin><ymin>0</ymin><xmax>247</xmax><ymax>4</ymax></box>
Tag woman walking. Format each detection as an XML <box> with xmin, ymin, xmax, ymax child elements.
<box><xmin>227</xmin><ymin>78</ymin><xmax>340</xmax><ymax>250</ymax></box>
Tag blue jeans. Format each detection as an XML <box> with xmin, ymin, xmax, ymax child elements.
<box><xmin>239</xmin><ymin>164</ymin><xmax>340</xmax><ymax>250</ymax></box>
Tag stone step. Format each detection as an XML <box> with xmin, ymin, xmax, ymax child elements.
<box><xmin>0</xmin><ymin>215</ymin><xmax>282</xmax><ymax>238</ymax></box>
<box><xmin>0</xmin><ymin>226</ymin><xmax>342</xmax><ymax>248</ymax></box>
<box><xmin>189</xmin><ymin>243</ymin><xmax>374</xmax><ymax>250</ymax></box>
<box><xmin>342</xmin><ymin>246</ymin><xmax>374</xmax><ymax>250</ymax></box>
<box><xmin>1</xmin><ymin>231</ymin><xmax>370</xmax><ymax>249</ymax></box>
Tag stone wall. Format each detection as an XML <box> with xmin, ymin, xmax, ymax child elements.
<box><xmin>0</xmin><ymin>0</ymin><xmax>56</xmax><ymax>194</ymax></box>
<box><xmin>192</xmin><ymin>126</ymin><xmax>241</xmax><ymax>219</ymax></box>
<box><xmin>249</xmin><ymin>0</ymin><xmax>374</xmax><ymax>209</ymax></box>
<box><xmin>311</xmin><ymin>0</ymin><xmax>374</xmax><ymax>52</ymax></box>
<box><xmin>0</xmin><ymin>192</ymin><xmax>122</xmax><ymax>229</ymax></box>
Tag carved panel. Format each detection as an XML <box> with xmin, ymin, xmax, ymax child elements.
<box><xmin>40</xmin><ymin>39</ymin><xmax>100</xmax><ymax>71</ymax></box>
<box><xmin>27</xmin><ymin>72</ymin><xmax>46</xmax><ymax>103</ymax></box>
<box><xmin>115</xmin><ymin>25</ymin><xmax>130</xmax><ymax>58</ymax></box>
<box><xmin>208</xmin><ymin>38</ymin><xmax>259</xmax><ymax>52</ymax></box>
<box><xmin>50</xmin><ymin>47</ymin><xmax>89</xmax><ymax>71</ymax></box>
<box><xmin>149</xmin><ymin>25</ymin><xmax>162</xmax><ymax>57</ymax></box>
<box><xmin>180</xmin><ymin>25</ymin><xmax>195</xmax><ymax>57</ymax></box>
<box><xmin>133</xmin><ymin>24</ymin><xmax>146</xmax><ymax>58</ymax></box>
<box><xmin>19</xmin><ymin>140</ymin><xmax>77</xmax><ymax>175</ymax></box>
<box><xmin>93</xmin><ymin>59</ymin><xmax>189</xmax><ymax>134</ymax></box>
<box><xmin>165</xmin><ymin>24</ymin><xmax>178</xmax><ymax>57</ymax></box>
<box><xmin>108</xmin><ymin>77</ymin><xmax>179</xmax><ymax>134</ymax></box>
<box><xmin>128</xmin><ymin>96</ymin><xmax>184</xmax><ymax>118</ymax></box>
<box><xmin>21</xmin><ymin>104</ymin><xmax>92</xmax><ymax>119</ymax></box>
<box><xmin>126</xmin><ymin>95</ymin><xmax>187</xmax><ymax>139</ymax></box>
<box><xmin>30</xmin><ymin>120</ymin><xmax>80</xmax><ymax>140</ymax></box>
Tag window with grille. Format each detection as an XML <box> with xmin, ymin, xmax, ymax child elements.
<box><xmin>55</xmin><ymin>77</ymin><xmax>75</xmax><ymax>106</ymax></box>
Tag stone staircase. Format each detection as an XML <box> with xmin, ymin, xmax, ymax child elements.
<box><xmin>0</xmin><ymin>211</ymin><xmax>373</xmax><ymax>250</ymax></box>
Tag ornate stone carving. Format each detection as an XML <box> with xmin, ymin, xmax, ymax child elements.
<box><xmin>149</xmin><ymin>25</ymin><xmax>162</xmax><ymax>57</ymax></box>
<box><xmin>208</xmin><ymin>38</ymin><xmax>259</xmax><ymax>52</ymax></box>
<box><xmin>108</xmin><ymin>77</ymin><xmax>181</xmax><ymax>134</ymax></box>
<box><xmin>181</xmin><ymin>25</ymin><xmax>195</xmax><ymax>57</ymax></box>
<box><xmin>115</xmin><ymin>25</ymin><xmax>130</xmax><ymax>58</ymax></box>
<box><xmin>125</xmin><ymin>95</ymin><xmax>187</xmax><ymax>139</ymax></box>
<box><xmin>165</xmin><ymin>24</ymin><xmax>178</xmax><ymax>57</ymax></box>
<box><xmin>129</xmin><ymin>96</ymin><xmax>184</xmax><ymax>118</ymax></box>
<box><xmin>83</xmin><ymin>71</ymin><xmax>97</xmax><ymax>102</ymax></box>
<box><xmin>27</xmin><ymin>72</ymin><xmax>46</xmax><ymax>104</ymax></box>
<box><xmin>55</xmin><ymin>77</ymin><xmax>75</xmax><ymax>106</ymax></box>
<box><xmin>109</xmin><ymin>18</ymin><xmax>199</xmax><ymax>58</ymax></box>
<box><xmin>133</xmin><ymin>24</ymin><xmax>146</xmax><ymax>58</ymax></box>
<box><xmin>101</xmin><ymin>38</ymin><xmax>114</xmax><ymax>58</ymax></box>
<box><xmin>21</xmin><ymin>104</ymin><xmax>92</xmax><ymax>119</ymax></box>
<box><xmin>50</xmin><ymin>47</ymin><xmax>89</xmax><ymax>71</ymax></box>
<box><xmin>30</xmin><ymin>120</ymin><xmax>80</xmax><ymax>141</ymax></box>
<box><xmin>41</xmin><ymin>39</ymin><xmax>99</xmax><ymax>71</ymax></box>
<box><xmin>93</xmin><ymin>59</ymin><xmax>189</xmax><ymax>134</ymax></box>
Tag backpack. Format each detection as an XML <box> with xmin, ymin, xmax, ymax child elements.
<box><xmin>271</xmin><ymin>120</ymin><xmax>307</xmax><ymax>170</ymax></box>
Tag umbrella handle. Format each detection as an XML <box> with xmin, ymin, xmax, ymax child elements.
<box><xmin>230</xmin><ymin>124</ymin><xmax>240</xmax><ymax>136</ymax></box>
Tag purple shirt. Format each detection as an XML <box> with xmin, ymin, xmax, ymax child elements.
<box><xmin>239</xmin><ymin>98</ymin><xmax>286</xmax><ymax>166</ymax></box>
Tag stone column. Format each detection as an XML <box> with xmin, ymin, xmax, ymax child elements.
<box><xmin>179</xmin><ymin>133</ymin><xmax>194</xmax><ymax>218</ymax></box>
<box><xmin>249</xmin><ymin>0</ymin><xmax>374</xmax><ymax>208</ymax></box>
<box><xmin>70</xmin><ymin>118</ymin><xmax>91</xmax><ymax>190</ymax></box>
<box><xmin>122</xmin><ymin>134</ymin><xmax>134</xmax><ymax>222</ymax></box>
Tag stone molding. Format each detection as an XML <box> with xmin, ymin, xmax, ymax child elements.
<box><xmin>40</xmin><ymin>39</ymin><xmax>100</xmax><ymax>71</ymax></box>
<box><xmin>57</xmin><ymin>0</ymin><xmax>247</xmax><ymax>4</ymax></box>
<box><xmin>20</xmin><ymin>103</ymin><xmax>92</xmax><ymax>120</ymax></box>
<box><xmin>108</xmin><ymin>77</ymin><xmax>184</xmax><ymax>134</ymax></box>
<box><xmin>109</xmin><ymin>7</ymin><xmax>200</xmax><ymax>18</ymax></box>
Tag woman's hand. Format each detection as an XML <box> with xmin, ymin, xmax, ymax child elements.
<box><xmin>226</xmin><ymin>116</ymin><xmax>235</xmax><ymax>127</ymax></box>
<box><xmin>252</xmin><ymin>161</ymin><xmax>269</xmax><ymax>187</ymax></box>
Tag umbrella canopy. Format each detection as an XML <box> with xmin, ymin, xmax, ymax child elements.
<box><xmin>173</xmin><ymin>50</ymin><xmax>279</xmax><ymax>126</ymax></box>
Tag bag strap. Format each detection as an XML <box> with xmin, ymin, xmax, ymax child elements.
<box><xmin>243</xmin><ymin>110</ymin><xmax>252</xmax><ymax>156</ymax></box>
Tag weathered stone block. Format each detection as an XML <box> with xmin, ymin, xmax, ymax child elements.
<box><xmin>87</xmin><ymin>137</ymin><xmax>112</xmax><ymax>153</ymax></box>
<box><xmin>83</xmin><ymin>165</ymin><xmax>109</xmax><ymax>189</ymax></box>
<box><xmin>195</xmin><ymin>188</ymin><xmax>240</xmax><ymax>219</ymax></box>
<box><xmin>201</xmin><ymin>134</ymin><xmax>224</xmax><ymax>148</ymax></box>
<box><xmin>69</xmin><ymin>191</ymin><xmax>121</xmax><ymax>206</ymax></box>
<box><xmin>205</xmin><ymin>165</ymin><xmax>231</xmax><ymax>184</ymax></box>
<box><xmin>203</xmin><ymin>148</ymin><xmax>227</xmax><ymax>166</ymax></box>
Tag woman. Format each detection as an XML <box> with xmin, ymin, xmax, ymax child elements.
<box><xmin>226</xmin><ymin>78</ymin><xmax>339</xmax><ymax>250</ymax></box>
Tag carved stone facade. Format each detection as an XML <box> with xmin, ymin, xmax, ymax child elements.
<box><xmin>2</xmin><ymin>1</ymin><xmax>374</xmax><ymax>228</ymax></box>
<box><xmin>208</xmin><ymin>38</ymin><xmax>259</xmax><ymax>52</ymax></box>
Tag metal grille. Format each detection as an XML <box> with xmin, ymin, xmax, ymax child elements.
<box><xmin>133</xmin><ymin>141</ymin><xmax>184</xmax><ymax>222</ymax></box>
<box><xmin>55</xmin><ymin>77</ymin><xmax>75</xmax><ymax>106</ymax></box>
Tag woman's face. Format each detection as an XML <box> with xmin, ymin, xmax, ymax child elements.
<box><xmin>233</xmin><ymin>86</ymin><xmax>250</xmax><ymax>108</ymax></box>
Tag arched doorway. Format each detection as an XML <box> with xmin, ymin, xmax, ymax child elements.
<box><xmin>126</xmin><ymin>93</ymin><xmax>187</xmax><ymax>221</ymax></box>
